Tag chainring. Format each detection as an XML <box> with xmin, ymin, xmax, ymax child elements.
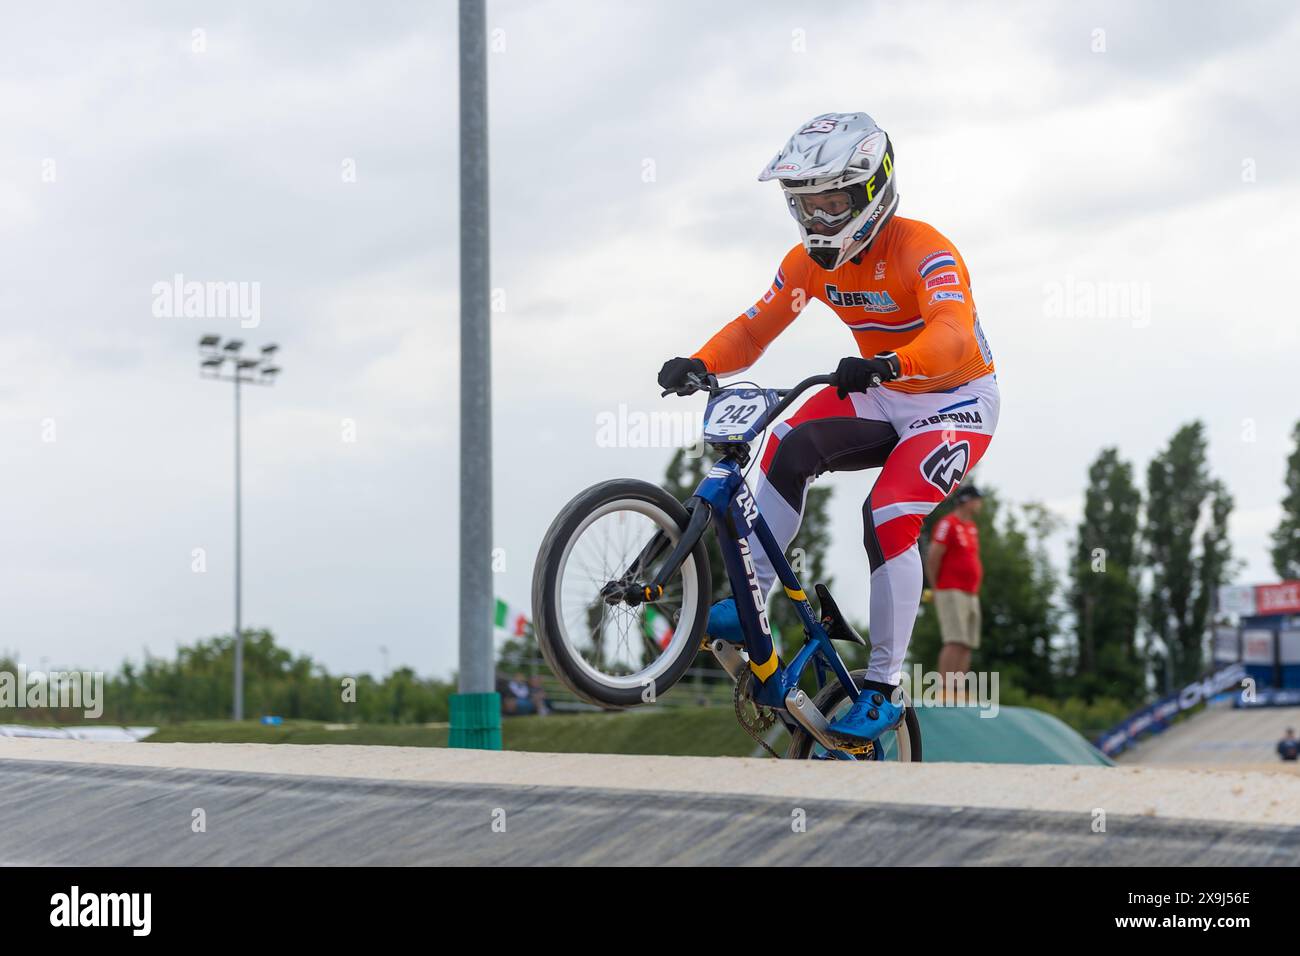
<box><xmin>733</xmin><ymin>669</ymin><xmax>780</xmax><ymax>758</ymax></box>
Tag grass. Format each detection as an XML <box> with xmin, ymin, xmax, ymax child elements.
<box><xmin>143</xmin><ymin>706</ymin><xmax>759</xmax><ymax>756</ymax></box>
<box><xmin>146</xmin><ymin>720</ymin><xmax>452</xmax><ymax>747</ymax></box>
<box><xmin>52</xmin><ymin>702</ymin><xmax>1113</xmax><ymax>764</ymax></box>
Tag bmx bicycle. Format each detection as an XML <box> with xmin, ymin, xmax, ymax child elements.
<box><xmin>531</xmin><ymin>370</ymin><xmax>921</xmax><ymax>761</ymax></box>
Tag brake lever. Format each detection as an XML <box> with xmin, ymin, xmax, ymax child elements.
<box><xmin>689</xmin><ymin>371</ymin><xmax>719</xmax><ymax>392</ymax></box>
<box><xmin>660</xmin><ymin>371</ymin><xmax>718</xmax><ymax>398</ymax></box>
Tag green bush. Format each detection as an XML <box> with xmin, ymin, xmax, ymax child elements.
<box><xmin>3</xmin><ymin>631</ymin><xmax>455</xmax><ymax>725</ymax></box>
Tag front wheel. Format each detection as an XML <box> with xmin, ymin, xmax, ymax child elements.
<box><xmin>785</xmin><ymin>669</ymin><xmax>923</xmax><ymax>761</ymax></box>
<box><xmin>532</xmin><ymin>479</ymin><xmax>712</xmax><ymax>709</ymax></box>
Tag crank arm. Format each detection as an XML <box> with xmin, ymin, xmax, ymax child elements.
<box><xmin>785</xmin><ymin>687</ymin><xmax>856</xmax><ymax>758</ymax></box>
<box><xmin>708</xmin><ymin>638</ymin><xmax>747</xmax><ymax>682</ymax></box>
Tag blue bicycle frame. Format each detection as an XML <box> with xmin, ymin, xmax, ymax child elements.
<box><xmin>626</xmin><ymin>371</ymin><xmax>899</xmax><ymax>759</ymax></box>
<box><xmin>690</xmin><ymin>457</ymin><xmax>862</xmax><ymax>714</ymax></box>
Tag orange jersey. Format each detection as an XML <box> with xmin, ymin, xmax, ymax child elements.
<box><xmin>692</xmin><ymin>216</ymin><xmax>995</xmax><ymax>394</ymax></box>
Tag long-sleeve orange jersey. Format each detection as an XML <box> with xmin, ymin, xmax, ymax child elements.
<box><xmin>692</xmin><ymin>216</ymin><xmax>995</xmax><ymax>394</ymax></box>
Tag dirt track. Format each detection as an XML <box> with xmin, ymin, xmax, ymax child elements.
<box><xmin>3</xmin><ymin>738</ymin><xmax>1298</xmax><ymax>831</ymax></box>
<box><xmin>1118</xmin><ymin>703</ymin><xmax>1300</xmax><ymax>771</ymax></box>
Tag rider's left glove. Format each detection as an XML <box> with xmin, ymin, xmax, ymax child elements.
<box><xmin>833</xmin><ymin>353</ymin><xmax>900</xmax><ymax>399</ymax></box>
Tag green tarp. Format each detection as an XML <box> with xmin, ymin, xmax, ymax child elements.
<box><xmin>917</xmin><ymin>705</ymin><xmax>1113</xmax><ymax>765</ymax></box>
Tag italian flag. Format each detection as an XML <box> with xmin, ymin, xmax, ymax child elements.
<box><xmin>493</xmin><ymin>597</ymin><xmax>529</xmax><ymax>637</ymax></box>
<box><xmin>644</xmin><ymin>606</ymin><xmax>674</xmax><ymax>650</ymax></box>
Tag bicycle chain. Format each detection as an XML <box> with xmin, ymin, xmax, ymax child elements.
<box><xmin>733</xmin><ymin>669</ymin><xmax>781</xmax><ymax>758</ymax></box>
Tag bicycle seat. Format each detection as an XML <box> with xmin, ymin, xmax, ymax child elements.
<box><xmin>815</xmin><ymin>583</ymin><xmax>867</xmax><ymax>646</ymax></box>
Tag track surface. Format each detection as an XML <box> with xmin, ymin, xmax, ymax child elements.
<box><xmin>1118</xmin><ymin>702</ymin><xmax>1300</xmax><ymax>770</ymax></box>
<box><xmin>3</xmin><ymin>741</ymin><xmax>1298</xmax><ymax>865</ymax></box>
<box><xmin>3</xmin><ymin>759</ymin><xmax>1298</xmax><ymax>866</ymax></box>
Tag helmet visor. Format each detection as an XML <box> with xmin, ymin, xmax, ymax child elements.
<box><xmin>785</xmin><ymin>182</ymin><xmax>874</xmax><ymax>236</ymax></box>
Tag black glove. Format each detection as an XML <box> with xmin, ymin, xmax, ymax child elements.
<box><xmin>658</xmin><ymin>356</ymin><xmax>707</xmax><ymax>393</ymax></box>
<box><xmin>833</xmin><ymin>353</ymin><xmax>900</xmax><ymax>398</ymax></box>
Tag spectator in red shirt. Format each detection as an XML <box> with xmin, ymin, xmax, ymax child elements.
<box><xmin>924</xmin><ymin>485</ymin><xmax>984</xmax><ymax>693</ymax></box>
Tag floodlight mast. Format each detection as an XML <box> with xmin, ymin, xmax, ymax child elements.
<box><xmin>451</xmin><ymin>0</ymin><xmax>499</xmax><ymax>750</ymax></box>
<box><xmin>197</xmin><ymin>335</ymin><xmax>281</xmax><ymax>721</ymax></box>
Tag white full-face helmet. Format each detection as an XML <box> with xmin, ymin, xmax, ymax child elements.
<box><xmin>759</xmin><ymin>112</ymin><xmax>898</xmax><ymax>271</ymax></box>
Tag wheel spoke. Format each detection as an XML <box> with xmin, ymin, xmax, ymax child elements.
<box><xmin>548</xmin><ymin>496</ymin><xmax>699</xmax><ymax>690</ymax></box>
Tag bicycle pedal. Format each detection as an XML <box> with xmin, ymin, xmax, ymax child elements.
<box><xmin>828</xmin><ymin>734</ymin><xmax>876</xmax><ymax>757</ymax></box>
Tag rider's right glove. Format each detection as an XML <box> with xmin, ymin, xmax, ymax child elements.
<box><xmin>833</xmin><ymin>353</ymin><xmax>900</xmax><ymax>399</ymax></box>
<box><xmin>658</xmin><ymin>356</ymin><xmax>708</xmax><ymax>393</ymax></box>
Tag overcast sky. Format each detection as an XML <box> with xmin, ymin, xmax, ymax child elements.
<box><xmin>3</xmin><ymin>0</ymin><xmax>1298</xmax><ymax>680</ymax></box>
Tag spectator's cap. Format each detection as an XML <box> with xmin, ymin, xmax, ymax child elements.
<box><xmin>955</xmin><ymin>484</ymin><xmax>984</xmax><ymax>503</ymax></box>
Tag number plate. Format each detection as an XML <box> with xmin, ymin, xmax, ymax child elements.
<box><xmin>702</xmin><ymin>389</ymin><xmax>777</xmax><ymax>442</ymax></box>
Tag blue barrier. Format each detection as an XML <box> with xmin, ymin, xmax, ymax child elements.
<box><xmin>1235</xmin><ymin>687</ymin><xmax>1300</xmax><ymax>708</ymax></box>
<box><xmin>1094</xmin><ymin>663</ymin><xmax>1247</xmax><ymax>758</ymax></box>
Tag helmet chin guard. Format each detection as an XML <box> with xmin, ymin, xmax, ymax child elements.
<box><xmin>760</xmin><ymin>113</ymin><xmax>899</xmax><ymax>270</ymax></box>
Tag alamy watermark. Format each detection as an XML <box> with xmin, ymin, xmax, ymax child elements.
<box><xmin>0</xmin><ymin>666</ymin><xmax>104</xmax><ymax>719</ymax></box>
<box><xmin>1043</xmin><ymin>274</ymin><xmax>1150</xmax><ymax>327</ymax></box>
<box><xmin>899</xmin><ymin>666</ymin><xmax>1000</xmax><ymax>717</ymax></box>
<box><xmin>50</xmin><ymin>886</ymin><xmax>150</xmax><ymax>936</ymax></box>
<box><xmin>596</xmin><ymin>404</ymin><xmax>707</xmax><ymax>457</ymax></box>
<box><xmin>152</xmin><ymin>273</ymin><xmax>260</xmax><ymax>328</ymax></box>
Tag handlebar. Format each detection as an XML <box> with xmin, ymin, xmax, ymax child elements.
<box><xmin>663</xmin><ymin>371</ymin><xmax>837</xmax><ymax>435</ymax></box>
<box><xmin>763</xmin><ymin>373</ymin><xmax>836</xmax><ymax>428</ymax></box>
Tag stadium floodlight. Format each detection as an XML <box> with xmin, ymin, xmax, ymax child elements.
<box><xmin>196</xmin><ymin>338</ymin><xmax>283</xmax><ymax>722</ymax></box>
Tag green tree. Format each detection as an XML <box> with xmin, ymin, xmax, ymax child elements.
<box><xmin>92</xmin><ymin>630</ymin><xmax>453</xmax><ymax>724</ymax></box>
<box><xmin>1270</xmin><ymin>421</ymin><xmax>1300</xmax><ymax>578</ymax></box>
<box><xmin>978</xmin><ymin>499</ymin><xmax>1063</xmax><ymax>693</ymax></box>
<box><xmin>1069</xmin><ymin>448</ymin><xmax>1144</xmax><ymax>702</ymax></box>
<box><xmin>1143</xmin><ymin>422</ymin><xmax>1234</xmax><ymax>689</ymax></box>
<box><xmin>912</xmin><ymin>485</ymin><xmax>1062</xmax><ymax>692</ymax></box>
<box><xmin>496</xmin><ymin>635</ymin><xmax>538</xmax><ymax>675</ymax></box>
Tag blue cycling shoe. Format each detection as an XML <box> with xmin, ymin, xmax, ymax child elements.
<box><xmin>704</xmin><ymin>598</ymin><xmax>745</xmax><ymax>644</ymax></box>
<box><xmin>826</xmin><ymin>688</ymin><xmax>904</xmax><ymax>743</ymax></box>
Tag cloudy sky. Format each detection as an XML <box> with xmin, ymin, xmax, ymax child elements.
<box><xmin>3</xmin><ymin>0</ymin><xmax>1298</xmax><ymax>680</ymax></box>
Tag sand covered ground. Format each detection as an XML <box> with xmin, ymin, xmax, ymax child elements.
<box><xmin>3</xmin><ymin>738</ymin><xmax>1298</xmax><ymax>828</ymax></box>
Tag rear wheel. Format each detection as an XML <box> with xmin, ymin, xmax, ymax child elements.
<box><xmin>532</xmin><ymin>479</ymin><xmax>712</xmax><ymax>709</ymax></box>
<box><xmin>785</xmin><ymin>669</ymin><xmax>923</xmax><ymax>761</ymax></box>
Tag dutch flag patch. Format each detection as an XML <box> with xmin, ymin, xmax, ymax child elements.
<box><xmin>918</xmin><ymin>251</ymin><xmax>957</xmax><ymax>278</ymax></box>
